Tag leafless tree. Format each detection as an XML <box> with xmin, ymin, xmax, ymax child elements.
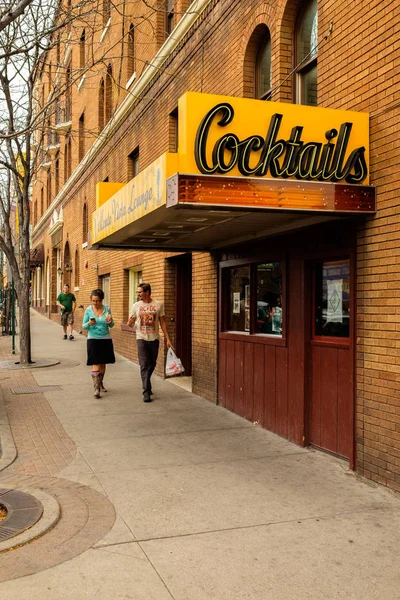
<box><xmin>0</xmin><ymin>0</ymin><xmax>35</xmax><ymax>33</ymax></box>
<box><xmin>0</xmin><ymin>0</ymin><xmax>178</xmax><ymax>363</ymax></box>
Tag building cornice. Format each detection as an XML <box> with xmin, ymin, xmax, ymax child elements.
<box><xmin>32</xmin><ymin>0</ymin><xmax>213</xmax><ymax>239</ymax></box>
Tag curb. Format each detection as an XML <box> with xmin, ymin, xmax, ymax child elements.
<box><xmin>0</xmin><ymin>486</ymin><xmax>60</xmax><ymax>553</ymax></box>
<box><xmin>0</xmin><ymin>387</ymin><xmax>17</xmax><ymax>473</ymax></box>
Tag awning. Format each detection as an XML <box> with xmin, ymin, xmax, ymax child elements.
<box><xmin>30</xmin><ymin>244</ymin><xmax>44</xmax><ymax>265</ymax></box>
<box><xmin>91</xmin><ymin>174</ymin><xmax>375</xmax><ymax>251</ymax></box>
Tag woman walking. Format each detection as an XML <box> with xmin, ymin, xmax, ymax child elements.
<box><xmin>83</xmin><ymin>289</ymin><xmax>115</xmax><ymax>398</ymax></box>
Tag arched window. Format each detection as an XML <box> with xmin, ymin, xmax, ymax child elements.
<box><xmin>98</xmin><ymin>78</ymin><xmax>105</xmax><ymax>132</ymax></box>
<box><xmin>82</xmin><ymin>202</ymin><xmax>88</xmax><ymax>243</ymax></box>
<box><xmin>55</xmin><ymin>156</ymin><xmax>60</xmax><ymax>195</ymax></box>
<box><xmin>127</xmin><ymin>24</ymin><xmax>135</xmax><ymax>79</ymax></box>
<box><xmin>80</xmin><ymin>29</ymin><xmax>86</xmax><ymax>69</ymax></box>
<box><xmin>105</xmin><ymin>64</ymin><xmax>113</xmax><ymax>124</ymax></box>
<box><xmin>75</xmin><ymin>248</ymin><xmax>80</xmax><ymax>288</ymax></box>
<box><xmin>64</xmin><ymin>241</ymin><xmax>71</xmax><ymax>287</ymax></box>
<box><xmin>256</xmin><ymin>33</ymin><xmax>272</xmax><ymax>100</ymax></box>
<box><xmin>243</xmin><ymin>24</ymin><xmax>272</xmax><ymax>100</ymax></box>
<box><xmin>64</xmin><ymin>137</ymin><xmax>72</xmax><ymax>181</ymax></box>
<box><xmin>47</xmin><ymin>170</ymin><xmax>52</xmax><ymax>208</ymax></box>
<box><xmin>103</xmin><ymin>0</ymin><xmax>111</xmax><ymax>28</ymax></box>
<box><xmin>295</xmin><ymin>0</ymin><xmax>318</xmax><ymax>106</ymax></box>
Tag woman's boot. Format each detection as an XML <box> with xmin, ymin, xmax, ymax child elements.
<box><xmin>99</xmin><ymin>372</ymin><xmax>107</xmax><ymax>392</ymax></box>
<box><xmin>91</xmin><ymin>371</ymin><xmax>101</xmax><ymax>398</ymax></box>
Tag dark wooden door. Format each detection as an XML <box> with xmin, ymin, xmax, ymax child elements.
<box><xmin>308</xmin><ymin>258</ymin><xmax>354</xmax><ymax>461</ymax></box>
<box><xmin>174</xmin><ymin>253</ymin><xmax>192</xmax><ymax>376</ymax></box>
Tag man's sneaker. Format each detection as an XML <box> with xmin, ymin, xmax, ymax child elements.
<box><xmin>69</xmin><ymin>335</ymin><xmax>74</xmax><ymax>340</ymax></box>
<box><xmin>143</xmin><ymin>393</ymin><xmax>152</xmax><ymax>403</ymax></box>
<box><xmin>63</xmin><ymin>334</ymin><xmax>68</xmax><ymax>340</ymax></box>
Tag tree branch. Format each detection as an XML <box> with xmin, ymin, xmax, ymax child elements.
<box><xmin>0</xmin><ymin>0</ymin><xmax>34</xmax><ymax>33</ymax></box>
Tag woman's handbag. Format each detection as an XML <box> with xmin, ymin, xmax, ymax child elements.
<box><xmin>165</xmin><ymin>348</ymin><xmax>185</xmax><ymax>377</ymax></box>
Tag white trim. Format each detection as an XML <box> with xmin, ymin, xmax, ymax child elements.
<box><xmin>32</xmin><ymin>0</ymin><xmax>211</xmax><ymax>237</ymax></box>
<box><xmin>100</xmin><ymin>18</ymin><xmax>111</xmax><ymax>43</ymax></box>
<box><xmin>78</xmin><ymin>74</ymin><xmax>86</xmax><ymax>91</ymax></box>
<box><xmin>125</xmin><ymin>71</ymin><xmax>136</xmax><ymax>90</ymax></box>
<box><xmin>64</xmin><ymin>45</ymin><xmax>72</xmax><ymax>67</ymax></box>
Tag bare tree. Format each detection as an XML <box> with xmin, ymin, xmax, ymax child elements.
<box><xmin>0</xmin><ymin>0</ymin><xmax>177</xmax><ymax>363</ymax></box>
<box><xmin>0</xmin><ymin>0</ymin><xmax>35</xmax><ymax>33</ymax></box>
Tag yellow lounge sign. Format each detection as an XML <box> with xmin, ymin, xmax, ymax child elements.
<box><xmin>92</xmin><ymin>152</ymin><xmax>178</xmax><ymax>244</ymax></box>
<box><xmin>178</xmin><ymin>93</ymin><xmax>370</xmax><ymax>184</ymax></box>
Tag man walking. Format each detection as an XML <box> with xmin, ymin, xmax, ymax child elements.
<box><xmin>56</xmin><ymin>283</ymin><xmax>76</xmax><ymax>340</ymax></box>
<box><xmin>128</xmin><ymin>282</ymin><xmax>172</xmax><ymax>402</ymax></box>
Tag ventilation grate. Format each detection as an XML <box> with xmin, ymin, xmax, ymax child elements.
<box><xmin>11</xmin><ymin>385</ymin><xmax>62</xmax><ymax>395</ymax></box>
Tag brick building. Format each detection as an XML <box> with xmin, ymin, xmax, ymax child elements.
<box><xmin>30</xmin><ymin>0</ymin><xmax>400</xmax><ymax>492</ymax></box>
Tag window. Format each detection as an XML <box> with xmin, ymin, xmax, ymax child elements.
<box><xmin>79</xmin><ymin>112</ymin><xmax>85</xmax><ymax>161</ymax></box>
<box><xmin>222</xmin><ymin>261</ymin><xmax>283</xmax><ymax>336</ymax></box>
<box><xmin>256</xmin><ymin>33</ymin><xmax>272</xmax><ymax>100</ymax></box>
<box><xmin>56</xmin><ymin>34</ymin><xmax>61</xmax><ymax>66</ymax></box>
<box><xmin>103</xmin><ymin>0</ymin><xmax>111</xmax><ymax>28</ymax></box>
<box><xmin>98</xmin><ymin>68</ymin><xmax>113</xmax><ymax>131</ymax></box>
<box><xmin>166</xmin><ymin>0</ymin><xmax>174</xmax><ymax>36</ymax></box>
<box><xmin>127</xmin><ymin>24</ymin><xmax>135</xmax><ymax>78</ymax></box>
<box><xmin>33</xmin><ymin>200</ymin><xmax>38</xmax><ymax>225</ymax></box>
<box><xmin>169</xmin><ymin>108</ymin><xmax>178</xmax><ymax>152</ymax></box>
<box><xmin>128</xmin><ymin>147</ymin><xmax>139</xmax><ymax>180</ymax></box>
<box><xmin>65</xmin><ymin>64</ymin><xmax>72</xmax><ymax>121</ymax></box>
<box><xmin>82</xmin><ymin>202</ymin><xmax>88</xmax><ymax>243</ymax></box>
<box><xmin>128</xmin><ymin>268</ymin><xmax>142</xmax><ymax>312</ymax></box>
<box><xmin>314</xmin><ymin>259</ymin><xmax>350</xmax><ymax>339</ymax></box>
<box><xmin>227</xmin><ymin>266</ymin><xmax>250</xmax><ymax>332</ymax></box>
<box><xmin>98</xmin><ymin>78</ymin><xmax>105</xmax><ymax>132</ymax></box>
<box><xmin>75</xmin><ymin>248</ymin><xmax>80</xmax><ymax>288</ymax></box>
<box><xmin>46</xmin><ymin>171</ymin><xmax>51</xmax><ymax>208</ymax></box>
<box><xmin>295</xmin><ymin>0</ymin><xmax>318</xmax><ymax>106</ymax></box>
<box><xmin>64</xmin><ymin>137</ymin><xmax>72</xmax><ymax>181</ymax></box>
<box><xmin>256</xmin><ymin>263</ymin><xmax>282</xmax><ymax>335</ymax></box>
<box><xmin>40</xmin><ymin>187</ymin><xmax>44</xmax><ymax>215</ymax></box>
<box><xmin>105</xmin><ymin>64</ymin><xmax>113</xmax><ymax>123</ymax></box>
<box><xmin>80</xmin><ymin>29</ymin><xmax>86</xmax><ymax>69</ymax></box>
<box><xmin>55</xmin><ymin>156</ymin><xmax>60</xmax><ymax>195</ymax></box>
<box><xmin>101</xmin><ymin>275</ymin><xmax>111</xmax><ymax>306</ymax></box>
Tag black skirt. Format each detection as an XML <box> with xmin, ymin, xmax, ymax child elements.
<box><xmin>87</xmin><ymin>338</ymin><xmax>116</xmax><ymax>366</ymax></box>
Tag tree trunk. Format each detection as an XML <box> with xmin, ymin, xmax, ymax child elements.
<box><xmin>17</xmin><ymin>278</ymin><xmax>32</xmax><ymax>364</ymax></box>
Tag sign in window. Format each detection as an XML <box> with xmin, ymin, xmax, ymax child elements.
<box><xmin>314</xmin><ymin>259</ymin><xmax>350</xmax><ymax>338</ymax></box>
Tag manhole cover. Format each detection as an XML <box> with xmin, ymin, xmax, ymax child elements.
<box><xmin>11</xmin><ymin>385</ymin><xmax>62</xmax><ymax>395</ymax></box>
<box><xmin>0</xmin><ymin>488</ymin><xmax>43</xmax><ymax>542</ymax></box>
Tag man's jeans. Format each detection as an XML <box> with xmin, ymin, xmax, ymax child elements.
<box><xmin>137</xmin><ymin>339</ymin><xmax>160</xmax><ymax>395</ymax></box>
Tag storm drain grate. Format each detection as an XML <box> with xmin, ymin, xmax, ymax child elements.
<box><xmin>0</xmin><ymin>488</ymin><xmax>43</xmax><ymax>542</ymax></box>
<box><xmin>11</xmin><ymin>385</ymin><xmax>62</xmax><ymax>395</ymax></box>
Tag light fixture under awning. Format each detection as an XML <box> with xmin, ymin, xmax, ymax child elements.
<box><xmin>91</xmin><ymin>173</ymin><xmax>375</xmax><ymax>252</ymax></box>
<box><xmin>166</xmin><ymin>173</ymin><xmax>376</xmax><ymax>213</ymax></box>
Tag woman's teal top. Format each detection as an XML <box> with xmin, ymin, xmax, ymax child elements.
<box><xmin>82</xmin><ymin>305</ymin><xmax>114</xmax><ymax>339</ymax></box>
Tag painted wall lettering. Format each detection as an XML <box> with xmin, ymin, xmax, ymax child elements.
<box><xmin>194</xmin><ymin>103</ymin><xmax>368</xmax><ymax>184</ymax></box>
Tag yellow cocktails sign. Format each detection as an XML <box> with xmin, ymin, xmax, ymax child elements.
<box><xmin>92</xmin><ymin>152</ymin><xmax>178</xmax><ymax>244</ymax></box>
<box><xmin>178</xmin><ymin>92</ymin><xmax>370</xmax><ymax>184</ymax></box>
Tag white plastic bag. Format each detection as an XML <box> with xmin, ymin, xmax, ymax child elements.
<box><xmin>165</xmin><ymin>348</ymin><xmax>185</xmax><ymax>377</ymax></box>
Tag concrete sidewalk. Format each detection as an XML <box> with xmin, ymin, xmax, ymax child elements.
<box><xmin>0</xmin><ymin>310</ymin><xmax>399</xmax><ymax>599</ymax></box>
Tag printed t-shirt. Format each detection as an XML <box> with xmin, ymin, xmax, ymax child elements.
<box><xmin>57</xmin><ymin>292</ymin><xmax>76</xmax><ymax>314</ymax></box>
<box><xmin>130</xmin><ymin>300</ymin><xmax>164</xmax><ymax>341</ymax></box>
